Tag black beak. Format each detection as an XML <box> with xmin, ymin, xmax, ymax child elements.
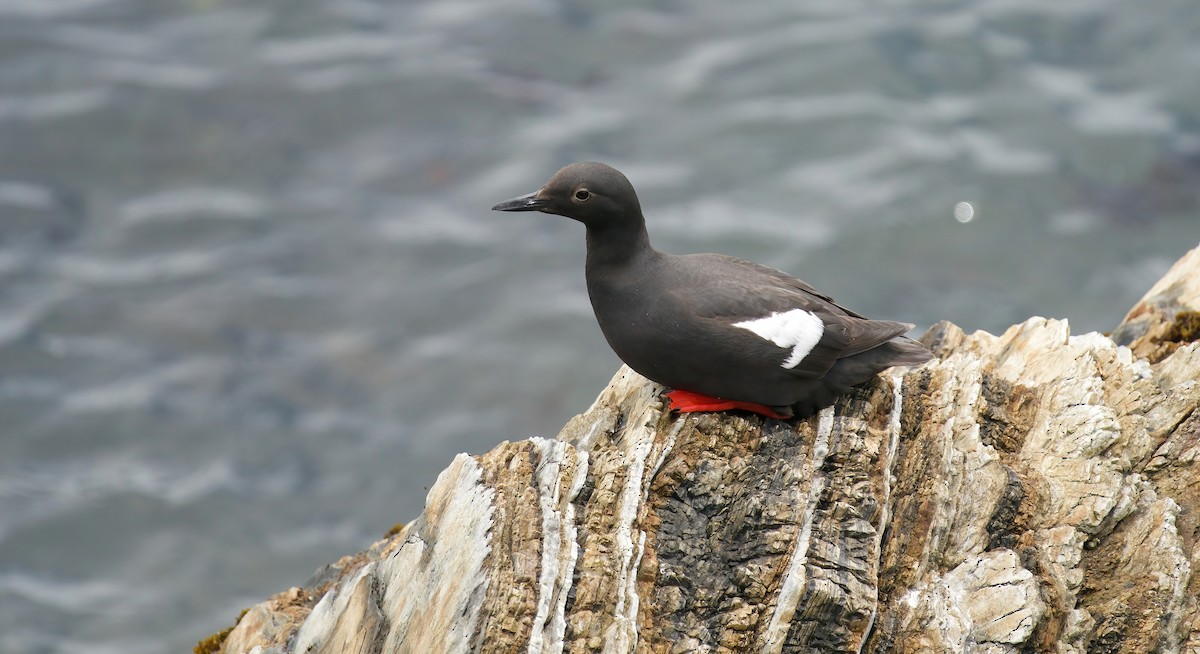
<box><xmin>491</xmin><ymin>191</ymin><xmax>545</xmax><ymax>212</ymax></box>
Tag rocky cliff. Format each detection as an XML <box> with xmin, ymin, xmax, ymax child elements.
<box><xmin>205</xmin><ymin>243</ymin><xmax>1200</xmax><ymax>654</ymax></box>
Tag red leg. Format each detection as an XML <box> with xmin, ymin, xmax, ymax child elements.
<box><xmin>664</xmin><ymin>389</ymin><xmax>792</xmax><ymax>420</ymax></box>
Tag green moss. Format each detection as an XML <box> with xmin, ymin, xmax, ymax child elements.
<box><xmin>193</xmin><ymin>628</ymin><xmax>232</xmax><ymax>654</ymax></box>
<box><xmin>1166</xmin><ymin>311</ymin><xmax>1200</xmax><ymax>343</ymax></box>
<box><xmin>194</xmin><ymin>608</ymin><xmax>249</xmax><ymax>654</ymax></box>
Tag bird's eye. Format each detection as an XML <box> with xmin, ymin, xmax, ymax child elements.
<box><xmin>574</xmin><ymin>189</ymin><xmax>590</xmax><ymax>202</ymax></box>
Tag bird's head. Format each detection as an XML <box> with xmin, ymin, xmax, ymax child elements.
<box><xmin>491</xmin><ymin>162</ymin><xmax>643</xmax><ymax>231</ymax></box>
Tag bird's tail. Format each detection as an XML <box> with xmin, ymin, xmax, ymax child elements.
<box><xmin>788</xmin><ymin>336</ymin><xmax>933</xmax><ymax>419</ymax></box>
<box><xmin>878</xmin><ymin>336</ymin><xmax>935</xmax><ymax>367</ymax></box>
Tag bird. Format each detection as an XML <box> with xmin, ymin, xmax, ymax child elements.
<box><xmin>491</xmin><ymin>162</ymin><xmax>933</xmax><ymax>419</ymax></box>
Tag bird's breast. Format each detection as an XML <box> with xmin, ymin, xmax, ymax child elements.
<box><xmin>586</xmin><ymin>276</ymin><xmax>668</xmax><ymax>354</ymax></box>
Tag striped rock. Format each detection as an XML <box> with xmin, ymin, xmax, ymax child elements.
<box><xmin>214</xmin><ymin>241</ymin><xmax>1200</xmax><ymax>654</ymax></box>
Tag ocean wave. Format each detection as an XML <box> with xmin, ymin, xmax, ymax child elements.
<box><xmin>118</xmin><ymin>188</ymin><xmax>267</xmax><ymax>225</ymax></box>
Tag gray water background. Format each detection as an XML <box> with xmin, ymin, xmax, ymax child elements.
<box><xmin>1</xmin><ymin>0</ymin><xmax>1197</xmax><ymax>651</ymax></box>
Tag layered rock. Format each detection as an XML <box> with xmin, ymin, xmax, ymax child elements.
<box><xmin>209</xmin><ymin>243</ymin><xmax>1200</xmax><ymax>654</ymax></box>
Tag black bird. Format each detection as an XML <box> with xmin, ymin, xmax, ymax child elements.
<box><xmin>492</xmin><ymin>162</ymin><xmax>933</xmax><ymax>419</ymax></box>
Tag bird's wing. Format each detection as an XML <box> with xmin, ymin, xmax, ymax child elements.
<box><xmin>675</xmin><ymin>253</ymin><xmax>869</xmax><ymax>315</ymax></box>
<box><xmin>669</xmin><ymin>253</ymin><xmax>913</xmax><ymax>377</ymax></box>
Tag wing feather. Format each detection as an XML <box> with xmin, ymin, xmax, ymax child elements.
<box><xmin>667</xmin><ymin>253</ymin><xmax>914</xmax><ymax>377</ymax></box>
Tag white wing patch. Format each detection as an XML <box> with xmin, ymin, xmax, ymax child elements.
<box><xmin>733</xmin><ymin>309</ymin><xmax>824</xmax><ymax>369</ymax></box>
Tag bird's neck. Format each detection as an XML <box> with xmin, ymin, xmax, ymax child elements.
<box><xmin>584</xmin><ymin>219</ymin><xmax>656</xmax><ymax>272</ymax></box>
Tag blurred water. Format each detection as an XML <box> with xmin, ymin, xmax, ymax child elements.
<box><xmin>0</xmin><ymin>0</ymin><xmax>1197</xmax><ymax>651</ymax></box>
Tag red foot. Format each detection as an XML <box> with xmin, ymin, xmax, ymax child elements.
<box><xmin>664</xmin><ymin>389</ymin><xmax>792</xmax><ymax>420</ymax></box>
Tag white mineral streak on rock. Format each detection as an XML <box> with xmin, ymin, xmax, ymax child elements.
<box><xmin>626</xmin><ymin>529</ymin><xmax>648</xmax><ymax>645</ymax></box>
<box><xmin>611</xmin><ymin>417</ymin><xmax>685</xmax><ymax>651</ymax></box>
<box><xmin>527</xmin><ymin>437</ymin><xmax>565</xmax><ymax>654</ymax></box>
<box><xmin>602</xmin><ymin>391</ymin><xmax>663</xmax><ymax>654</ymax></box>
<box><xmin>600</xmin><ymin>392</ymin><xmax>683</xmax><ymax>654</ymax></box>
<box><xmin>644</xmin><ymin>419</ymin><xmax>685</xmax><ymax>506</ymax></box>
<box><xmin>1148</xmin><ymin>497</ymin><xmax>1190</xmax><ymax>654</ymax></box>
<box><xmin>280</xmin><ymin>454</ymin><xmax>496</xmax><ymax>654</ymax></box>
<box><xmin>552</xmin><ymin>447</ymin><xmax>588</xmax><ymax>644</ymax></box>
<box><xmin>857</xmin><ymin>373</ymin><xmax>906</xmax><ymax>654</ymax></box>
<box><xmin>760</xmin><ymin>406</ymin><xmax>834</xmax><ymax>654</ymax></box>
<box><xmin>290</xmin><ymin>563</ymin><xmax>379</xmax><ymax>653</ymax></box>
<box><xmin>377</xmin><ymin>454</ymin><xmax>495</xmax><ymax>654</ymax></box>
<box><xmin>527</xmin><ymin>438</ymin><xmax>586</xmax><ymax>654</ymax></box>
<box><xmin>575</xmin><ymin>415</ymin><xmax>609</xmax><ymax>452</ymax></box>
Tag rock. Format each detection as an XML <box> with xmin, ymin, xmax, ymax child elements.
<box><xmin>205</xmin><ymin>243</ymin><xmax>1200</xmax><ymax>654</ymax></box>
<box><xmin>1112</xmin><ymin>243</ymin><xmax>1200</xmax><ymax>362</ymax></box>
